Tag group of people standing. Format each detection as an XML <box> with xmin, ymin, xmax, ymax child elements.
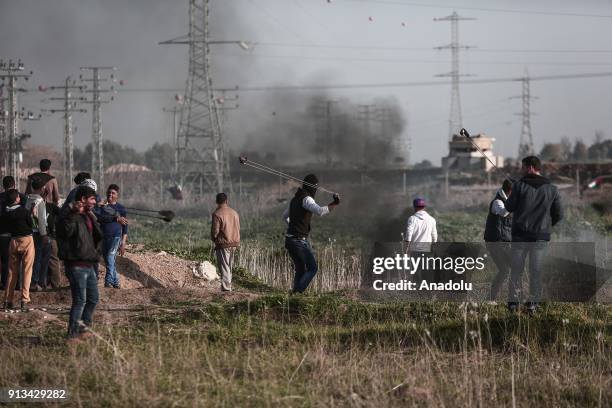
<box><xmin>0</xmin><ymin>159</ymin><xmax>129</xmax><ymax>343</ymax></box>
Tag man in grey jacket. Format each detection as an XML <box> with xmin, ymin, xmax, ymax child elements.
<box><xmin>505</xmin><ymin>156</ymin><xmax>563</xmax><ymax>313</ymax></box>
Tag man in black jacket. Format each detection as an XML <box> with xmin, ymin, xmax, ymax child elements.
<box><xmin>56</xmin><ymin>186</ymin><xmax>103</xmax><ymax>343</ymax></box>
<box><xmin>282</xmin><ymin>174</ymin><xmax>340</xmax><ymax>293</ymax></box>
<box><xmin>505</xmin><ymin>156</ymin><xmax>563</xmax><ymax>313</ymax></box>
<box><xmin>484</xmin><ymin>179</ymin><xmax>513</xmax><ymax>301</ymax></box>
<box><xmin>0</xmin><ymin>176</ymin><xmax>26</xmax><ymax>290</ymax></box>
<box><xmin>2</xmin><ymin>189</ymin><xmax>35</xmax><ymax>310</ymax></box>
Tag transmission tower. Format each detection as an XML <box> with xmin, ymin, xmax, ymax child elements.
<box><xmin>79</xmin><ymin>66</ymin><xmax>117</xmax><ymax>191</ymax></box>
<box><xmin>314</xmin><ymin>99</ymin><xmax>339</xmax><ymax>166</ymax></box>
<box><xmin>160</xmin><ymin>0</ymin><xmax>247</xmax><ymax>194</ymax></box>
<box><xmin>511</xmin><ymin>71</ymin><xmax>536</xmax><ymax>159</ymax></box>
<box><xmin>434</xmin><ymin>11</ymin><xmax>475</xmax><ymax>140</ymax></box>
<box><xmin>0</xmin><ymin>60</ymin><xmax>33</xmax><ymax>187</ymax></box>
<box><xmin>43</xmin><ymin>77</ymin><xmax>87</xmax><ymax>191</ymax></box>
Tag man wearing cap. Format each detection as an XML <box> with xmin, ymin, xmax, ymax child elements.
<box><xmin>282</xmin><ymin>174</ymin><xmax>340</xmax><ymax>293</ymax></box>
<box><xmin>404</xmin><ymin>198</ymin><xmax>438</xmax><ymax>282</ymax></box>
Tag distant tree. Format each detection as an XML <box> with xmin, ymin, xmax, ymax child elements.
<box><xmin>413</xmin><ymin>159</ymin><xmax>433</xmax><ymax>169</ymax></box>
<box><xmin>73</xmin><ymin>141</ymin><xmax>144</xmax><ymax>172</ymax></box>
<box><xmin>144</xmin><ymin>142</ymin><xmax>174</xmax><ymax>172</ymax></box>
<box><xmin>588</xmin><ymin>139</ymin><xmax>612</xmax><ymax>161</ymax></box>
<box><xmin>540</xmin><ymin>143</ymin><xmax>564</xmax><ymax>162</ymax></box>
<box><xmin>560</xmin><ymin>136</ymin><xmax>572</xmax><ymax>161</ymax></box>
<box><xmin>572</xmin><ymin>139</ymin><xmax>588</xmax><ymax>161</ymax></box>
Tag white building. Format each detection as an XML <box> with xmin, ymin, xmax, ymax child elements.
<box><xmin>442</xmin><ymin>133</ymin><xmax>504</xmax><ymax>171</ymax></box>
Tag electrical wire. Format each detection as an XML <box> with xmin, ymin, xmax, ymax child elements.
<box><xmin>116</xmin><ymin>71</ymin><xmax>612</xmax><ymax>93</ymax></box>
<box><xmin>337</xmin><ymin>0</ymin><xmax>612</xmax><ymax>19</ymax></box>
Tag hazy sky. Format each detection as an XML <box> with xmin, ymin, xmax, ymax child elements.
<box><xmin>2</xmin><ymin>0</ymin><xmax>612</xmax><ymax>165</ymax></box>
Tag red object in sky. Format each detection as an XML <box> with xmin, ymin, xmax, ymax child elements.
<box><xmin>38</xmin><ymin>85</ymin><xmax>47</xmax><ymax>92</ymax></box>
<box><xmin>119</xmin><ymin>79</ymin><xmax>125</xmax><ymax>86</ymax></box>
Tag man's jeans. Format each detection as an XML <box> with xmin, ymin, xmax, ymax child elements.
<box><xmin>508</xmin><ymin>241</ymin><xmax>548</xmax><ymax>304</ymax></box>
<box><xmin>32</xmin><ymin>233</ymin><xmax>52</xmax><ymax>287</ymax></box>
<box><xmin>285</xmin><ymin>237</ymin><xmax>318</xmax><ymax>293</ymax></box>
<box><xmin>103</xmin><ymin>236</ymin><xmax>122</xmax><ymax>286</ymax></box>
<box><xmin>486</xmin><ymin>242</ymin><xmax>512</xmax><ymax>300</ymax></box>
<box><xmin>66</xmin><ymin>265</ymin><xmax>99</xmax><ymax>338</ymax></box>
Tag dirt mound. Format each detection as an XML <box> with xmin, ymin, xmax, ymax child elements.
<box><xmin>100</xmin><ymin>248</ymin><xmax>207</xmax><ymax>290</ymax></box>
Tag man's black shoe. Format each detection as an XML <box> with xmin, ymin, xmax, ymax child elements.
<box><xmin>3</xmin><ymin>301</ymin><xmax>13</xmax><ymax>310</ymax></box>
<box><xmin>112</xmin><ymin>284</ymin><xmax>121</xmax><ymax>289</ymax></box>
<box><xmin>104</xmin><ymin>282</ymin><xmax>113</xmax><ymax>288</ymax></box>
<box><xmin>507</xmin><ymin>302</ymin><xmax>519</xmax><ymax>313</ymax></box>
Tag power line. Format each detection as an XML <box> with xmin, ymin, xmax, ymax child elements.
<box><xmin>117</xmin><ymin>71</ymin><xmax>612</xmax><ymax>93</ymax></box>
<box><xmin>211</xmin><ymin>52</ymin><xmax>612</xmax><ymax>66</ymax></box>
<box><xmin>230</xmin><ymin>42</ymin><xmax>612</xmax><ymax>54</ymax></box>
<box><xmin>338</xmin><ymin>0</ymin><xmax>612</xmax><ymax>19</ymax></box>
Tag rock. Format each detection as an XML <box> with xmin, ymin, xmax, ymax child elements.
<box><xmin>193</xmin><ymin>261</ymin><xmax>219</xmax><ymax>281</ymax></box>
<box><xmin>155</xmin><ymin>251</ymin><xmax>168</xmax><ymax>256</ymax></box>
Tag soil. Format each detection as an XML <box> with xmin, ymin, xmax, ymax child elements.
<box><xmin>1</xmin><ymin>247</ymin><xmax>259</xmax><ymax>328</ymax></box>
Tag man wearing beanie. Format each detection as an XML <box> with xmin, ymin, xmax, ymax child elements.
<box><xmin>282</xmin><ymin>174</ymin><xmax>340</xmax><ymax>293</ymax></box>
<box><xmin>404</xmin><ymin>197</ymin><xmax>438</xmax><ymax>254</ymax></box>
<box><xmin>404</xmin><ymin>197</ymin><xmax>438</xmax><ymax>284</ymax></box>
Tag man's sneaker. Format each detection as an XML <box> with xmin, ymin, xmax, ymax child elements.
<box><xmin>112</xmin><ymin>284</ymin><xmax>121</xmax><ymax>289</ymax></box>
<box><xmin>21</xmin><ymin>303</ymin><xmax>32</xmax><ymax>312</ymax></box>
<box><xmin>104</xmin><ymin>282</ymin><xmax>113</xmax><ymax>288</ymax></box>
<box><xmin>3</xmin><ymin>301</ymin><xmax>13</xmax><ymax>310</ymax></box>
<box><xmin>524</xmin><ymin>302</ymin><xmax>539</xmax><ymax>315</ymax></box>
<box><xmin>507</xmin><ymin>302</ymin><xmax>520</xmax><ymax>313</ymax></box>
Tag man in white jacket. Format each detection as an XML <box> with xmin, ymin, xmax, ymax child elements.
<box><xmin>404</xmin><ymin>197</ymin><xmax>438</xmax><ymax>254</ymax></box>
<box><xmin>25</xmin><ymin>176</ymin><xmax>48</xmax><ymax>292</ymax></box>
<box><xmin>404</xmin><ymin>198</ymin><xmax>438</xmax><ymax>283</ymax></box>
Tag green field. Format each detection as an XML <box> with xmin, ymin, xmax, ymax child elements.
<box><xmin>1</xmin><ymin>202</ymin><xmax>610</xmax><ymax>406</ymax></box>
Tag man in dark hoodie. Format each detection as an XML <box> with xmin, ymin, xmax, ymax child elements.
<box><xmin>484</xmin><ymin>179</ymin><xmax>513</xmax><ymax>301</ymax></box>
<box><xmin>26</xmin><ymin>159</ymin><xmax>60</xmax><ymax>206</ymax></box>
<box><xmin>505</xmin><ymin>156</ymin><xmax>563</xmax><ymax>313</ymax></box>
<box><xmin>282</xmin><ymin>174</ymin><xmax>340</xmax><ymax>293</ymax></box>
<box><xmin>3</xmin><ymin>189</ymin><xmax>35</xmax><ymax>310</ymax></box>
<box><xmin>56</xmin><ymin>186</ymin><xmax>103</xmax><ymax>343</ymax></box>
<box><xmin>0</xmin><ymin>176</ymin><xmax>26</xmax><ymax>290</ymax></box>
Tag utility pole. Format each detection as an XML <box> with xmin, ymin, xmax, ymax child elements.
<box><xmin>0</xmin><ymin>60</ymin><xmax>33</xmax><ymax>187</ymax></box>
<box><xmin>79</xmin><ymin>66</ymin><xmax>117</xmax><ymax>190</ymax></box>
<box><xmin>162</xmin><ymin>105</ymin><xmax>181</xmax><ymax>175</ymax></box>
<box><xmin>357</xmin><ymin>104</ymin><xmax>377</xmax><ymax>166</ymax></box>
<box><xmin>160</xmin><ymin>0</ymin><xmax>250</xmax><ymax>195</ymax></box>
<box><xmin>434</xmin><ymin>11</ymin><xmax>475</xmax><ymax>141</ymax></box>
<box><xmin>214</xmin><ymin>86</ymin><xmax>239</xmax><ymax>129</ymax></box>
<box><xmin>314</xmin><ymin>99</ymin><xmax>339</xmax><ymax>166</ymax></box>
<box><xmin>511</xmin><ymin>70</ymin><xmax>536</xmax><ymax>159</ymax></box>
<box><xmin>43</xmin><ymin>77</ymin><xmax>87</xmax><ymax>191</ymax></box>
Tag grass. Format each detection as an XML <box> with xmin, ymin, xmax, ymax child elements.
<box><xmin>1</xmin><ymin>200</ymin><xmax>607</xmax><ymax>406</ymax></box>
<box><xmin>0</xmin><ymin>296</ymin><xmax>609</xmax><ymax>407</ymax></box>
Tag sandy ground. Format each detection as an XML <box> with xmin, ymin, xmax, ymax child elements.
<box><xmin>0</xmin><ymin>246</ymin><xmax>258</xmax><ymax>328</ymax></box>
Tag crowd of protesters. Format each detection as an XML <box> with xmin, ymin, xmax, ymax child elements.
<box><xmin>0</xmin><ymin>159</ymin><xmax>131</xmax><ymax>343</ymax></box>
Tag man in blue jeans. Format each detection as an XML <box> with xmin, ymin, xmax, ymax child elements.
<box><xmin>94</xmin><ymin>184</ymin><xmax>128</xmax><ymax>289</ymax></box>
<box><xmin>282</xmin><ymin>174</ymin><xmax>340</xmax><ymax>293</ymax></box>
<box><xmin>505</xmin><ymin>156</ymin><xmax>563</xmax><ymax>314</ymax></box>
<box><xmin>56</xmin><ymin>186</ymin><xmax>103</xmax><ymax>344</ymax></box>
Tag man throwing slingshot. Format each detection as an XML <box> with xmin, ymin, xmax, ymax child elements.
<box><xmin>282</xmin><ymin>174</ymin><xmax>340</xmax><ymax>294</ymax></box>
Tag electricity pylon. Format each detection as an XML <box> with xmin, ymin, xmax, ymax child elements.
<box><xmin>511</xmin><ymin>70</ymin><xmax>537</xmax><ymax>159</ymax></box>
<box><xmin>434</xmin><ymin>11</ymin><xmax>475</xmax><ymax>140</ymax></box>
<box><xmin>80</xmin><ymin>66</ymin><xmax>117</xmax><ymax>190</ymax></box>
<box><xmin>44</xmin><ymin>77</ymin><xmax>87</xmax><ymax>191</ymax></box>
<box><xmin>160</xmin><ymin>0</ymin><xmax>249</xmax><ymax>195</ymax></box>
<box><xmin>0</xmin><ymin>59</ymin><xmax>33</xmax><ymax>187</ymax></box>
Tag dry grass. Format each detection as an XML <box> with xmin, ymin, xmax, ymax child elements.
<box><xmin>0</xmin><ymin>297</ymin><xmax>609</xmax><ymax>407</ymax></box>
